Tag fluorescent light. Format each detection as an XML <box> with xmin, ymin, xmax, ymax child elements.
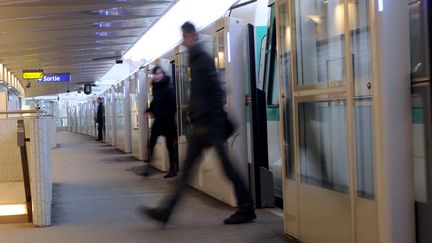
<box><xmin>227</xmin><ymin>32</ymin><xmax>231</xmax><ymax>63</ymax></box>
<box><xmin>98</xmin><ymin>0</ymin><xmax>238</xmax><ymax>94</ymax></box>
<box><xmin>0</xmin><ymin>204</ymin><xmax>27</xmax><ymax>216</ymax></box>
<box><xmin>98</xmin><ymin>62</ymin><xmax>131</xmax><ymax>82</ymax></box>
<box><xmin>123</xmin><ymin>0</ymin><xmax>238</xmax><ymax>63</ymax></box>
<box><xmin>378</xmin><ymin>0</ymin><xmax>383</xmax><ymax>12</ymax></box>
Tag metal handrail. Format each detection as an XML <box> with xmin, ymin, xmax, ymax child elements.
<box><xmin>16</xmin><ymin>120</ymin><xmax>32</xmax><ymax>223</ymax></box>
<box><xmin>0</xmin><ymin>110</ymin><xmax>51</xmax><ymax>119</ymax></box>
<box><xmin>0</xmin><ymin>110</ymin><xmax>41</xmax><ymax>114</ymax></box>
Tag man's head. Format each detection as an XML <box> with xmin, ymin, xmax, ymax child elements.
<box><xmin>97</xmin><ymin>97</ymin><xmax>103</xmax><ymax>104</ymax></box>
<box><xmin>181</xmin><ymin>21</ymin><xmax>198</xmax><ymax>48</ymax></box>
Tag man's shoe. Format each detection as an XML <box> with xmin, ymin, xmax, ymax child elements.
<box><xmin>138</xmin><ymin>206</ymin><xmax>170</xmax><ymax>226</ymax></box>
<box><xmin>223</xmin><ymin>210</ymin><xmax>256</xmax><ymax>224</ymax></box>
<box><xmin>163</xmin><ymin>171</ymin><xmax>177</xmax><ymax>178</ymax></box>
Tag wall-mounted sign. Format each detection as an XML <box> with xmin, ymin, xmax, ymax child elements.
<box><xmin>37</xmin><ymin>73</ymin><xmax>71</xmax><ymax>83</ymax></box>
<box><xmin>84</xmin><ymin>84</ymin><xmax>92</xmax><ymax>95</ymax></box>
<box><xmin>23</xmin><ymin>70</ymin><xmax>44</xmax><ymax>79</ymax></box>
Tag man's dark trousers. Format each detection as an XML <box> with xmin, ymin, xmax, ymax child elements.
<box><xmin>97</xmin><ymin>122</ymin><xmax>104</xmax><ymax>141</ymax></box>
<box><xmin>161</xmin><ymin>126</ymin><xmax>253</xmax><ymax>215</ymax></box>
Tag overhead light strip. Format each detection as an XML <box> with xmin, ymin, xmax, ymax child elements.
<box><xmin>99</xmin><ymin>0</ymin><xmax>238</xmax><ymax>84</ymax></box>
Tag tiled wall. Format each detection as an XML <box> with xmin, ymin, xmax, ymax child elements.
<box><xmin>25</xmin><ymin>118</ymin><xmax>52</xmax><ymax>227</ymax></box>
<box><xmin>0</xmin><ymin>118</ymin><xmax>52</xmax><ymax>227</ymax></box>
<box><xmin>0</xmin><ymin>120</ymin><xmax>24</xmax><ymax>182</ymax></box>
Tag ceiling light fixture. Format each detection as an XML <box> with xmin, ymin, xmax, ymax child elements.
<box><xmin>100</xmin><ymin>0</ymin><xmax>238</xmax><ymax>83</ymax></box>
<box><xmin>123</xmin><ymin>0</ymin><xmax>239</xmax><ymax>63</ymax></box>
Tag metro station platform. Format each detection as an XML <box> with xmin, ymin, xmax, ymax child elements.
<box><xmin>0</xmin><ymin>132</ymin><xmax>285</xmax><ymax>243</ymax></box>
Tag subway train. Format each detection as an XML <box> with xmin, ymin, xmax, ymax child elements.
<box><xmin>67</xmin><ymin>0</ymin><xmax>432</xmax><ymax>242</ymax></box>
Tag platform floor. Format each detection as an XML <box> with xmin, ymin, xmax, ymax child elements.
<box><xmin>0</xmin><ymin>132</ymin><xmax>286</xmax><ymax>243</ymax></box>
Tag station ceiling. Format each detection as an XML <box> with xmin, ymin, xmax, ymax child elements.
<box><xmin>0</xmin><ymin>0</ymin><xmax>176</xmax><ymax>97</ymax></box>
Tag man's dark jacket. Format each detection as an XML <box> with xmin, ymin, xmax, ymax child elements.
<box><xmin>187</xmin><ymin>43</ymin><xmax>233</xmax><ymax>143</ymax></box>
<box><xmin>96</xmin><ymin>103</ymin><xmax>104</xmax><ymax>124</ymax></box>
<box><xmin>147</xmin><ymin>76</ymin><xmax>176</xmax><ymax>120</ymax></box>
<box><xmin>147</xmin><ymin>76</ymin><xmax>177</xmax><ymax>140</ymax></box>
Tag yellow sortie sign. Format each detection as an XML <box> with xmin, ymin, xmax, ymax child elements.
<box><xmin>22</xmin><ymin>71</ymin><xmax>43</xmax><ymax>79</ymax></box>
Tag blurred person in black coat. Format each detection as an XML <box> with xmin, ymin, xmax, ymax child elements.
<box><xmin>140</xmin><ymin>21</ymin><xmax>256</xmax><ymax>225</ymax></box>
<box><xmin>145</xmin><ymin>65</ymin><xmax>178</xmax><ymax>178</ymax></box>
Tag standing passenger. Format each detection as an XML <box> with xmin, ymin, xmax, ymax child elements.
<box><xmin>145</xmin><ymin>66</ymin><xmax>178</xmax><ymax>178</ymax></box>
<box><xmin>96</xmin><ymin>97</ymin><xmax>105</xmax><ymax>141</ymax></box>
<box><xmin>140</xmin><ymin>21</ymin><xmax>256</xmax><ymax>225</ymax></box>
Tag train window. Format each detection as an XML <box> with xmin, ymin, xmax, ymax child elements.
<box><xmin>180</xmin><ymin>54</ymin><xmax>191</xmax><ymax>105</ymax></box>
<box><xmin>268</xmin><ymin>54</ymin><xmax>280</xmax><ymax>107</ymax></box>
<box><xmin>351</xmin><ymin>0</ymin><xmax>372</xmax><ymax>97</ymax></box>
<box><xmin>411</xmin><ymin>86</ymin><xmax>430</xmax><ymax>204</ymax></box>
<box><xmin>264</xmin><ymin>10</ymin><xmax>279</xmax><ymax>107</ymax></box>
<box><xmin>409</xmin><ymin>0</ymin><xmax>430</xmax><ymax>81</ymax></box>
<box><xmin>215</xmin><ymin>31</ymin><xmax>226</xmax><ymax>82</ymax></box>
<box><xmin>294</xmin><ymin>0</ymin><xmax>346</xmax><ymax>87</ymax></box>
<box><xmin>277</xmin><ymin>1</ymin><xmax>294</xmax><ymax>179</ymax></box>
<box><xmin>299</xmin><ymin>100</ymin><xmax>349</xmax><ymax>194</ymax></box>
<box><xmin>179</xmin><ymin>51</ymin><xmax>192</xmax><ymax>137</ymax></box>
<box><xmin>354</xmin><ymin>99</ymin><xmax>375</xmax><ymax>200</ymax></box>
<box><xmin>349</xmin><ymin>0</ymin><xmax>375</xmax><ymax>200</ymax></box>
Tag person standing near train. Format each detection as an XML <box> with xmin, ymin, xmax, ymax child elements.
<box><xmin>96</xmin><ymin>97</ymin><xmax>105</xmax><ymax>141</ymax></box>
<box><xmin>145</xmin><ymin>65</ymin><xmax>178</xmax><ymax>178</ymax></box>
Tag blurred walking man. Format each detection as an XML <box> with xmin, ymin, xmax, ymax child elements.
<box><xmin>140</xmin><ymin>21</ymin><xmax>256</xmax><ymax>225</ymax></box>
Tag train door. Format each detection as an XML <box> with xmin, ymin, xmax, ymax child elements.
<box><xmin>138</xmin><ymin>69</ymin><xmax>150</xmax><ymax>161</ymax></box>
<box><xmin>245</xmin><ymin>21</ymin><xmax>272</xmax><ymax>209</ymax></box>
<box><xmin>130</xmin><ymin>72</ymin><xmax>141</xmax><ymax>159</ymax></box>
<box><xmin>277</xmin><ymin>0</ymin><xmax>378</xmax><ymax>242</ymax></box>
<box><xmin>409</xmin><ymin>0</ymin><xmax>432</xmax><ymax>242</ymax></box>
<box><xmin>106</xmin><ymin>88</ymin><xmax>117</xmax><ymax>146</ymax></box>
<box><xmin>74</xmin><ymin>106</ymin><xmax>78</xmax><ymax>133</ymax></box>
<box><xmin>114</xmin><ymin>85</ymin><xmax>122</xmax><ymax>147</ymax></box>
<box><xmin>169</xmin><ymin>59</ymin><xmax>180</xmax><ymax>173</ymax></box>
<box><xmin>78</xmin><ymin>104</ymin><xmax>84</xmax><ymax>134</ymax></box>
<box><xmin>175</xmin><ymin>48</ymin><xmax>193</xmax><ymax>178</ymax></box>
<box><xmin>211</xmin><ymin>17</ymin><xmax>249</xmax><ymax>206</ymax></box>
<box><xmin>115</xmin><ymin>82</ymin><xmax>131</xmax><ymax>152</ymax></box>
<box><xmin>261</xmin><ymin>3</ymin><xmax>284</xmax><ymax>207</ymax></box>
